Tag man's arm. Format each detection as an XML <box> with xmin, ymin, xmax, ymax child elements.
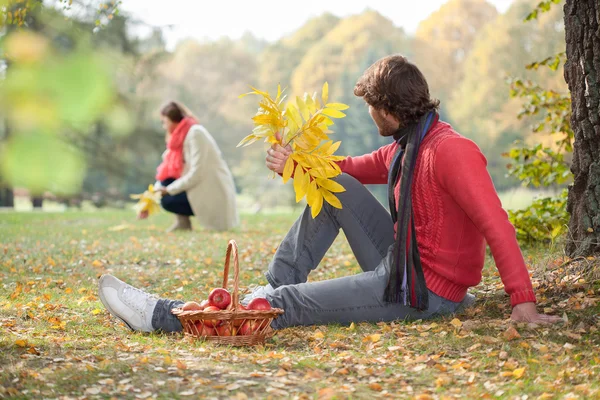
<box><xmin>435</xmin><ymin>137</ymin><xmax>561</xmax><ymax>324</ymax></box>
<box><xmin>336</xmin><ymin>145</ymin><xmax>392</xmax><ymax>184</ymax></box>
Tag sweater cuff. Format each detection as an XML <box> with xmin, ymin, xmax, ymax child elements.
<box><xmin>510</xmin><ymin>289</ymin><xmax>537</xmax><ymax>307</ymax></box>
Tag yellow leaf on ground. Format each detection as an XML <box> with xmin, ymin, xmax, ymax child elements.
<box><xmin>366</xmin><ymin>334</ymin><xmax>381</xmax><ymax>343</ymax></box>
<box><xmin>512</xmin><ymin>367</ymin><xmax>526</xmax><ymax>379</ymax></box>
<box><xmin>15</xmin><ymin>339</ymin><xmax>27</xmax><ymax>347</ymax></box>
<box><xmin>92</xmin><ymin>260</ymin><xmax>104</xmax><ymax>268</ymax></box>
<box><xmin>450</xmin><ymin>318</ymin><xmax>462</xmax><ymax>328</ymax></box>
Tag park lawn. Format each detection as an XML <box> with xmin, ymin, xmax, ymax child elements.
<box><xmin>1</xmin><ymin>210</ymin><xmax>599</xmax><ymax>399</ymax></box>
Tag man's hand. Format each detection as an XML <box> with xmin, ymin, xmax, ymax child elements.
<box><xmin>511</xmin><ymin>302</ymin><xmax>562</xmax><ymax>324</ymax></box>
<box><xmin>266</xmin><ymin>142</ymin><xmax>292</xmax><ymax>174</ymax></box>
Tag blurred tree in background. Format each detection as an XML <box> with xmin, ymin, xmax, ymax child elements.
<box><xmin>0</xmin><ymin>0</ymin><xmax>572</xmax><ymax>212</ymax></box>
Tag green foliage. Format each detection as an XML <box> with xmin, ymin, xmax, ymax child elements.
<box><xmin>525</xmin><ymin>0</ymin><xmax>563</xmax><ymax>21</ymax></box>
<box><xmin>508</xmin><ymin>189</ymin><xmax>569</xmax><ymax>243</ymax></box>
<box><xmin>504</xmin><ymin>19</ymin><xmax>571</xmax><ymax>244</ymax></box>
<box><xmin>504</xmin><ymin>70</ymin><xmax>573</xmax><ymax>189</ymax></box>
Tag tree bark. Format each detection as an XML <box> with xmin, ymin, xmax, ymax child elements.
<box><xmin>565</xmin><ymin>0</ymin><xmax>600</xmax><ymax>256</ymax></box>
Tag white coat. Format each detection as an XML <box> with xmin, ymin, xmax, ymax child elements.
<box><xmin>162</xmin><ymin>125</ymin><xmax>238</xmax><ymax>231</ymax></box>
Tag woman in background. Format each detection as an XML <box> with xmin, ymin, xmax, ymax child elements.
<box><xmin>154</xmin><ymin>101</ymin><xmax>238</xmax><ymax>232</ymax></box>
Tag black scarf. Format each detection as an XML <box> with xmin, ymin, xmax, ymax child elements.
<box><xmin>385</xmin><ymin>111</ymin><xmax>439</xmax><ymax>310</ymax></box>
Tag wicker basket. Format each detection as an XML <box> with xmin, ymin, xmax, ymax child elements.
<box><xmin>171</xmin><ymin>239</ymin><xmax>284</xmax><ymax>346</ymax></box>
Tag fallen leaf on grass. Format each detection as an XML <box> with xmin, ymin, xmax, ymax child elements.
<box><xmin>512</xmin><ymin>367</ymin><xmax>526</xmax><ymax>379</ymax></box>
<box><xmin>369</xmin><ymin>382</ymin><xmax>383</xmax><ymax>391</ymax></box>
<box><xmin>503</xmin><ymin>326</ymin><xmax>521</xmax><ymax>341</ymax></box>
<box><xmin>450</xmin><ymin>318</ymin><xmax>462</xmax><ymax>328</ymax></box>
<box><xmin>364</xmin><ymin>333</ymin><xmax>381</xmax><ymax>343</ymax></box>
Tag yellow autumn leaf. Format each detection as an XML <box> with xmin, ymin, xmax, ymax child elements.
<box><xmin>286</xmin><ymin>104</ymin><xmax>302</xmax><ymax>128</ymax></box>
<box><xmin>306</xmin><ymin>180</ymin><xmax>318</xmax><ymax>205</ymax></box>
<box><xmin>15</xmin><ymin>339</ymin><xmax>27</xmax><ymax>347</ymax></box>
<box><xmin>322</xmin><ymin>82</ymin><xmax>329</xmax><ymax>105</ymax></box>
<box><xmin>239</xmin><ymin>83</ymin><xmax>348</xmax><ymax>218</ymax></box>
<box><xmin>313</xmin><ymin>331</ymin><xmax>324</xmax><ymax>339</ymax></box>
<box><xmin>321</xmin><ymin>108</ymin><xmax>346</xmax><ymax>118</ymax></box>
<box><xmin>450</xmin><ymin>318</ymin><xmax>462</xmax><ymax>328</ymax></box>
<box><xmin>293</xmin><ymin>165</ymin><xmax>307</xmax><ymax>202</ymax></box>
<box><xmin>304</xmin><ymin>93</ymin><xmax>317</xmax><ymax>114</ymax></box>
<box><xmin>512</xmin><ymin>367</ymin><xmax>526</xmax><ymax>379</ymax></box>
<box><xmin>325</xmin><ymin>102</ymin><xmax>350</xmax><ymax>110</ymax></box>
<box><xmin>320</xmin><ymin>188</ymin><xmax>342</xmax><ymax>209</ymax></box>
<box><xmin>317</xmin><ymin>178</ymin><xmax>345</xmax><ymax>193</ymax></box>
<box><xmin>91</xmin><ymin>308</ymin><xmax>102</xmax><ymax>315</ymax></box>
<box><xmin>367</xmin><ymin>333</ymin><xmax>381</xmax><ymax>343</ymax></box>
<box><xmin>310</xmin><ymin>190</ymin><xmax>323</xmax><ymax>219</ymax></box>
<box><xmin>296</xmin><ymin>96</ymin><xmax>310</xmax><ymax>121</ymax></box>
<box><xmin>236</xmin><ymin>134</ymin><xmax>257</xmax><ymax>147</ymax></box>
<box><xmin>92</xmin><ymin>260</ymin><xmax>103</xmax><ymax>268</ymax></box>
<box><xmin>282</xmin><ymin>157</ymin><xmax>294</xmax><ymax>184</ymax></box>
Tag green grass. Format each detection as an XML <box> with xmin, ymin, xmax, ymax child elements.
<box><xmin>1</xmin><ymin>210</ymin><xmax>599</xmax><ymax>399</ymax></box>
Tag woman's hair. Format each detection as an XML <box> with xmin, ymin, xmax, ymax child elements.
<box><xmin>160</xmin><ymin>101</ymin><xmax>197</xmax><ymax>123</ymax></box>
<box><xmin>354</xmin><ymin>55</ymin><xmax>440</xmax><ymax>127</ymax></box>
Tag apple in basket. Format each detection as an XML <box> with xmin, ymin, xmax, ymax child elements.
<box><xmin>199</xmin><ymin>299</ymin><xmax>210</xmax><ymax>310</ymax></box>
<box><xmin>216</xmin><ymin>322</ymin><xmax>236</xmax><ymax>336</ymax></box>
<box><xmin>208</xmin><ymin>288</ymin><xmax>232</xmax><ymax>310</ymax></box>
<box><xmin>238</xmin><ymin>319</ymin><xmax>266</xmax><ymax>335</ymax></box>
<box><xmin>202</xmin><ymin>305</ymin><xmax>221</xmax><ymax>327</ymax></box>
<box><xmin>247</xmin><ymin>297</ymin><xmax>272</xmax><ymax>311</ymax></box>
<box><xmin>194</xmin><ymin>322</ymin><xmax>215</xmax><ymax>336</ymax></box>
<box><xmin>181</xmin><ymin>301</ymin><xmax>203</xmax><ymax>311</ymax></box>
<box><xmin>232</xmin><ymin>304</ymin><xmax>247</xmax><ymax>327</ymax></box>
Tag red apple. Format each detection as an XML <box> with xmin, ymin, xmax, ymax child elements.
<box><xmin>199</xmin><ymin>299</ymin><xmax>210</xmax><ymax>310</ymax></box>
<box><xmin>193</xmin><ymin>322</ymin><xmax>215</xmax><ymax>336</ymax></box>
<box><xmin>202</xmin><ymin>305</ymin><xmax>221</xmax><ymax>327</ymax></box>
<box><xmin>208</xmin><ymin>288</ymin><xmax>231</xmax><ymax>310</ymax></box>
<box><xmin>247</xmin><ymin>297</ymin><xmax>271</xmax><ymax>311</ymax></box>
<box><xmin>215</xmin><ymin>323</ymin><xmax>235</xmax><ymax>336</ymax></box>
<box><xmin>238</xmin><ymin>319</ymin><xmax>267</xmax><ymax>335</ymax></box>
<box><xmin>181</xmin><ymin>301</ymin><xmax>203</xmax><ymax>312</ymax></box>
<box><xmin>232</xmin><ymin>304</ymin><xmax>247</xmax><ymax>327</ymax></box>
<box><xmin>238</xmin><ymin>321</ymin><xmax>255</xmax><ymax>336</ymax></box>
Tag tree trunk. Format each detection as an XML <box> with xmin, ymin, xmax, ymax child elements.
<box><xmin>0</xmin><ymin>187</ymin><xmax>14</xmax><ymax>208</ymax></box>
<box><xmin>565</xmin><ymin>0</ymin><xmax>600</xmax><ymax>256</ymax></box>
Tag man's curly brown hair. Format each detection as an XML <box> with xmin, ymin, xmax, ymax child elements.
<box><xmin>354</xmin><ymin>55</ymin><xmax>440</xmax><ymax>127</ymax></box>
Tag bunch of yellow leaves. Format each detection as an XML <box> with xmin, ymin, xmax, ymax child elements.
<box><xmin>238</xmin><ymin>82</ymin><xmax>348</xmax><ymax>218</ymax></box>
<box><xmin>130</xmin><ymin>184</ymin><xmax>162</xmax><ymax>219</ymax></box>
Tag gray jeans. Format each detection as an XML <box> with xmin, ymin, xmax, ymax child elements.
<box><xmin>152</xmin><ymin>174</ymin><xmax>465</xmax><ymax>332</ymax></box>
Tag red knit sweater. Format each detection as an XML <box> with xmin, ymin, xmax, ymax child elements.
<box><xmin>338</xmin><ymin>121</ymin><xmax>536</xmax><ymax>306</ymax></box>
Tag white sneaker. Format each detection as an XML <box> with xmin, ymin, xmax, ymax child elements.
<box><xmin>241</xmin><ymin>283</ymin><xmax>274</xmax><ymax>305</ymax></box>
<box><xmin>98</xmin><ymin>274</ymin><xmax>157</xmax><ymax>332</ymax></box>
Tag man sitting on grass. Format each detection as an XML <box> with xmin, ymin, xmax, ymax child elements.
<box><xmin>98</xmin><ymin>55</ymin><xmax>561</xmax><ymax>333</ymax></box>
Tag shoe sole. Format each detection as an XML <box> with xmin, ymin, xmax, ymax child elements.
<box><xmin>98</xmin><ymin>276</ymin><xmax>136</xmax><ymax>332</ymax></box>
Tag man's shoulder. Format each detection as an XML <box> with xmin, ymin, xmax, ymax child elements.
<box><xmin>426</xmin><ymin>121</ymin><xmax>479</xmax><ymax>150</ymax></box>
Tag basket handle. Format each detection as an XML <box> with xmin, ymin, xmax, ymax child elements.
<box><xmin>221</xmin><ymin>240</ymin><xmax>240</xmax><ymax>310</ymax></box>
